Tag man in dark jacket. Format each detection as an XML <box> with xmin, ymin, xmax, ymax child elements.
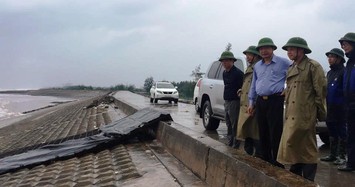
<box><xmin>338</xmin><ymin>32</ymin><xmax>355</xmax><ymax>172</ymax></box>
<box><xmin>219</xmin><ymin>49</ymin><xmax>244</xmax><ymax>148</ymax></box>
<box><xmin>320</xmin><ymin>48</ymin><xmax>346</xmax><ymax>165</ymax></box>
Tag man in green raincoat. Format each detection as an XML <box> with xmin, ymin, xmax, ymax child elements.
<box><xmin>277</xmin><ymin>37</ymin><xmax>327</xmax><ymax>181</ymax></box>
<box><xmin>237</xmin><ymin>46</ymin><xmax>261</xmax><ymax>156</ymax></box>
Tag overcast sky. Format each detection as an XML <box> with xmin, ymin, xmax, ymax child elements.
<box><xmin>0</xmin><ymin>0</ymin><xmax>354</xmax><ymax>90</ymax></box>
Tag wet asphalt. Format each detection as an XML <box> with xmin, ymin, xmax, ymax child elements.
<box><xmin>113</xmin><ymin>91</ymin><xmax>355</xmax><ymax>187</ymax></box>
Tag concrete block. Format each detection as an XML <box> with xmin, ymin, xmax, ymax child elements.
<box><xmin>156</xmin><ymin>121</ymin><xmax>208</xmax><ymax>180</ymax></box>
<box><xmin>156</xmin><ymin>121</ymin><xmax>316</xmax><ymax>187</ymax></box>
<box><xmin>113</xmin><ymin>99</ymin><xmax>137</xmax><ymax>115</ymax></box>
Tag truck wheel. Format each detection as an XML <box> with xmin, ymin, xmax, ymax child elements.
<box><xmin>202</xmin><ymin>101</ymin><xmax>220</xmax><ymax>130</ymax></box>
<box><xmin>194</xmin><ymin>98</ymin><xmax>200</xmax><ymax>112</ymax></box>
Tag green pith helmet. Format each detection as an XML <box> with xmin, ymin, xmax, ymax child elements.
<box><xmin>255</xmin><ymin>37</ymin><xmax>277</xmax><ymax>51</ymax></box>
<box><xmin>326</xmin><ymin>48</ymin><xmax>345</xmax><ymax>62</ymax></box>
<box><xmin>243</xmin><ymin>45</ymin><xmax>260</xmax><ymax>57</ymax></box>
<box><xmin>219</xmin><ymin>51</ymin><xmax>237</xmax><ymax>62</ymax></box>
<box><xmin>339</xmin><ymin>32</ymin><xmax>355</xmax><ymax>43</ymax></box>
<box><xmin>282</xmin><ymin>37</ymin><xmax>312</xmax><ymax>54</ymax></box>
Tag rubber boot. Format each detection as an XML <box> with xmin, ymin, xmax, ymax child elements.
<box><xmin>226</xmin><ymin>133</ymin><xmax>234</xmax><ymax>147</ymax></box>
<box><xmin>334</xmin><ymin>138</ymin><xmax>347</xmax><ymax>165</ymax></box>
<box><xmin>320</xmin><ymin>137</ymin><xmax>337</xmax><ymax>162</ymax></box>
<box><xmin>232</xmin><ymin>139</ymin><xmax>240</xmax><ymax>149</ymax></box>
<box><xmin>244</xmin><ymin>138</ymin><xmax>254</xmax><ymax>155</ymax></box>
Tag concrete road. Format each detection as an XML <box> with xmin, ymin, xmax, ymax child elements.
<box><xmin>114</xmin><ymin>91</ymin><xmax>355</xmax><ymax>187</ymax></box>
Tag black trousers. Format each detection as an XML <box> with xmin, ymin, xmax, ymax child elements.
<box><xmin>290</xmin><ymin>163</ymin><xmax>317</xmax><ymax>181</ymax></box>
<box><xmin>346</xmin><ymin>107</ymin><xmax>355</xmax><ymax>168</ymax></box>
<box><xmin>224</xmin><ymin>100</ymin><xmax>240</xmax><ymax>147</ymax></box>
<box><xmin>326</xmin><ymin>104</ymin><xmax>346</xmax><ymax>139</ymax></box>
<box><xmin>244</xmin><ymin>137</ymin><xmax>261</xmax><ymax>156</ymax></box>
<box><xmin>256</xmin><ymin>95</ymin><xmax>284</xmax><ymax>167</ymax></box>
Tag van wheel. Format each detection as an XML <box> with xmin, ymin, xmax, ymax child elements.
<box><xmin>150</xmin><ymin>98</ymin><xmax>153</xmax><ymax>103</ymax></box>
<box><xmin>202</xmin><ymin>101</ymin><xmax>220</xmax><ymax>130</ymax></box>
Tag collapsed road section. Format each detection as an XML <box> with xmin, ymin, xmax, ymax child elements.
<box><xmin>0</xmin><ymin>108</ymin><xmax>172</xmax><ymax>175</ymax></box>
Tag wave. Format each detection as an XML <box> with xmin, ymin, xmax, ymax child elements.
<box><xmin>0</xmin><ymin>104</ymin><xmax>22</xmax><ymax>120</ymax></box>
<box><xmin>0</xmin><ymin>94</ymin><xmax>72</xmax><ymax>121</ymax></box>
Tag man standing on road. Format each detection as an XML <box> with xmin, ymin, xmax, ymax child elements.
<box><xmin>338</xmin><ymin>32</ymin><xmax>355</xmax><ymax>172</ymax></box>
<box><xmin>219</xmin><ymin>47</ymin><xmax>244</xmax><ymax>148</ymax></box>
<box><xmin>237</xmin><ymin>46</ymin><xmax>261</xmax><ymax>156</ymax></box>
<box><xmin>248</xmin><ymin>38</ymin><xmax>291</xmax><ymax>167</ymax></box>
<box><xmin>277</xmin><ymin>37</ymin><xmax>327</xmax><ymax>181</ymax></box>
<box><xmin>320</xmin><ymin>48</ymin><xmax>346</xmax><ymax>165</ymax></box>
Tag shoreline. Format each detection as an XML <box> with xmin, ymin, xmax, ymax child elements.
<box><xmin>0</xmin><ymin>89</ymin><xmax>109</xmax><ymax>129</ymax></box>
<box><xmin>21</xmin><ymin>100</ymin><xmax>74</xmax><ymax>114</ymax></box>
<box><xmin>0</xmin><ymin>89</ymin><xmax>111</xmax><ymax>99</ymax></box>
<box><xmin>0</xmin><ymin>100</ymin><xmax>75</xmax><ymax>129</ymax></box>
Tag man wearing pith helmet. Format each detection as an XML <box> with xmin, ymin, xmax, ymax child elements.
<box><xmin>219</xmin><ymin>45</ymin><xmax>244</xmax><ymax>148</ymax></box>
<box><xmin>277</xmin><ymin>37</ymin><xmax>326</xmax><ymax>181</ymax></box>
<box><xmin>338</xmin><ymin>32</ymin><xmax>355</xmax><ymax>172</ymax></box>
<box><xmin>237</xmin><ymin>46</ymin><xmax>261</xmax><ymax>156</ymax></box>
<box><xmin>248</xmin><ymin>38</ymin><xmax>291</xmax><ymax>167</ymax></box>
<box><xmin>320</xmin><ymin>48</ymin><xmax>346</xmax><ymax>166</ymax></box>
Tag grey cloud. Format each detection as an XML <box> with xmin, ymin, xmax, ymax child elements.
<box><xmin>0</xmin><ymin>0</ymin><xmax>353</xmax><ymax>90</ymax></box>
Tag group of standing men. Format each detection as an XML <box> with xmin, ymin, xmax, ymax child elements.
<box><xmin>218</xmin><ymin>32</ymin><xmax>355</xmax><ymax>181</ymax></box>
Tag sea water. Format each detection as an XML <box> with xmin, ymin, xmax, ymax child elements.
<box><xmin>0</xmin><ymin>94</ymin><xmax>73</xmax><ymax>121</ymax></box>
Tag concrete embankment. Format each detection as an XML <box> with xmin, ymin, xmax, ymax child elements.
<box><xmin>112</xmin><ymin>91</ymin><xmax>316</xmax><ymax>187</ymax></box>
